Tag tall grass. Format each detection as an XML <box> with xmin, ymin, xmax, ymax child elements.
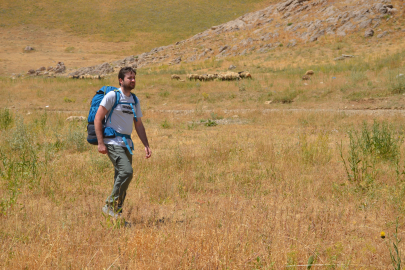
<box><xmin>1</xmin><ymin>108</ymin><xmax>404</xmax><ymax>268</ymax></box>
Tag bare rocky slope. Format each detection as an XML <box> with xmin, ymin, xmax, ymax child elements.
<box><xmin>66</xmin><ymin>0</ymin><xmax>403</xmax><ymax>77</ymax></box>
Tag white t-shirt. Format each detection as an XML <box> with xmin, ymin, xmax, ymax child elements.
<box><xmin>100</xmin><ymin>89</ymin><xmax>142</xmax><ymax>147</ymax></box>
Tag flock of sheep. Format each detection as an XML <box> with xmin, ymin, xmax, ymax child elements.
<box><xmin>68</xmin><ymin>74</ymin><xmax>105</xmax><ymax>79</ymax></box>
<box><xmin>171</xmin><ymin>71</ymin><xmax>252</xmax><ymax>82</ymax></box>
<box><xmin>171</xmin><ymin>70</ymin><xmax>314</xmax><ymax>82</ymax></box>
<box><xmin>68</xmin><ymin>70</ymin><xmax>312</xmax><ymax>82</ymax></box>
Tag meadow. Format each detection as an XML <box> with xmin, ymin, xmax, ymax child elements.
<box><xmin>1</xmin><ymin>43</ymin><xmax>405</xmax><ymax>269</ymax></box>
<box><xmin>1</xmin><ymin>0</ymin><xmax>405</xmax><ymax>267</ymax></box>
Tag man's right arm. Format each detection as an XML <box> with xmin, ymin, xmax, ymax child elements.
<box><xmin>94</xmin><ymin>105</ymin><xmax>108</xmax><ymax>154</ymax></box>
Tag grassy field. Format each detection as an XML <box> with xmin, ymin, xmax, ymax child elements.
<box><xmin>1</xmin><ymin>101</ymin><xmax>405</xmax><ymax>268</ymax></box>
<box><xmin>1</xmin><ymin>41</ymin><xmax>405</xmax><ymax>268</ymax></box>
<box><xmin>1</xmin><ymin>0</ymin><xmax>405</xmax><ymax>268</ymax></box>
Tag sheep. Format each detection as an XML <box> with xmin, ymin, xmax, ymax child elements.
<box><xmin>66</xmin><ymin>116</ymin><xmax>86</xmax><ymax>122</ymax></box>
<box><xmin>171</xmin><ymin>74</ymin><xmax>181</xmax><ymax>80</ymax></box>
<box><xmin>217</xmin><ymin>72</ymin><xmax>240</xmax><ymax>81</ymax></box>
<box><xmin>238</xmin><ymin>71</ymin><xmax>252</xmax><ymax>79</ymax></box>
<box><xmin>187</xmin><ymin>74</ymin><xmax>199</xmax><ymax>81</ymax></box>
<box><xmin>305</xmin><ymin>70</ymin><xmax>314</xmax><ymax>76</ymax></box>
<box><xmin>207</xmin><ymin>74</ymin><xmax>217</xmax><ymax>81</ymax></box>
<box><xmin>69</xmin><ymin>74</ymin><xmax>104</xmax><ymax>79</ymax></box>
<box><xmin>198</xmin><ymin>74</ymin><xmax>209</xmax><ymax>81</ymax></box>
<box><xmin>302</xmin><ymin>75</ymin><xmax>311</xmax><ymax>80</ymax></box>
<box><xmin>227</xmin><ymin>72</ymin><xmax>240</xmax><ymax>80</ymax></box>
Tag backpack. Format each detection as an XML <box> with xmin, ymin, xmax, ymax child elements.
<box><xmin>86</xmin><ymin>86</ymin><xmax>138</xmax><ymax>154</ymax></box>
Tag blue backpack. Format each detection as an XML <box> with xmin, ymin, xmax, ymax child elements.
<box><xmin>86</xmin><ymin>86</ymin><xmax>138</xmax><ymax>154</ymax></box>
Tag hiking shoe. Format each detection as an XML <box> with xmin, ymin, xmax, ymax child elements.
<box><xmin>102</xmin><ymin>205</ymin><xmax>121</xmax><ymax>219</ymax></box>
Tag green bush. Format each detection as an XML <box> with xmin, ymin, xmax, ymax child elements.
<box><xmin>0</xmin><ymin>108</ymin><xmax>13</xmax><ymax>130</ymax></box>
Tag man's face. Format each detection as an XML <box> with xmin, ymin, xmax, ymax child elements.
<box><xmin>120</xmin><ymin>71</ymin><xmax>136</xmax><ymax>90</ymax></box>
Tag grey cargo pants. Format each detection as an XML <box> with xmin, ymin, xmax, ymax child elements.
<box><xmin>105</xmin><ymin>144</ymin><xmax>133</xmax><ymax>212</ymax></box>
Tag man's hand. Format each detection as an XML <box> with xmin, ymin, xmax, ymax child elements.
<box><xmin>95</xmin><ymin>105</ymin><xmax>108</xmax><ymax>155</ymax></box>
<box><xmin>145</xmin><ymin>146</ymin><xmax>152</xmax><ymax>159</ymax></box>
<box><xmin>98</xmin><ymin>143</ymin><xmax>107</xmax><ymax>154</ymax></box>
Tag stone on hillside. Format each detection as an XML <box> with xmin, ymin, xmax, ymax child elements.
<box><xmin>111</xmin><ymin>55</ymin><xmax>138</xmax><ymax>68</ymax></box>
<box><xmin>358</xmin><ymin>19</ymin><xmax>372</xmax><ymax>29</ymax></box>
<box><xmin>309</xmin><ymin>29</ymin><xmax>325</xmax><ymax>42</ymax></box>
<box><xmin>219</xmin><ymin>45</ymin><xmax>230</xmax><ymax>53</ymax></box>
<box><xmin>365</xmin><ymin>29</ymin><xmax>374</xmax><ymax>37</ymax></box>
<box><xmin>323</xmin><ymin>5</ymin><xmax>337</xmax><ymax>17</ymax></box>
<box><xmin>170</xmin><ymin>56</ymin><xmax>182</xmax><ymax>65</ymax></box>
<box><xmin>24</xmin><ymin>46</ymin><xmax>34</xmax><ymax>51</ymax></box>
<box><xmin>68</xmin><ymin>62</ymin><xmax>113</xmax><ymax>77</ymax></box>
<box><xmin>240</xmin><ymin>38</ymin><xmax>254</xmax><ymax>46</ymax></box>
<box><xmin>27</xmin><ymin>69</ymin><xmax>35</xmax><ymax>75</ymax></box>
<box><xmin>287</xmin><ymin>39</ymin><xmax>297</xmax><ymax>47</ymax></box>
<box><xmin>260</xmin><ymin>33</ymin><xmax>273</xmax><ymax>41</ymax></box>
<box><xmin>377</xmin><ymin>31</ymin><xmax>389</xmax><ymax>38</ymax></box>
<box><xmin>336</xmin><ymin>21</ymin><xmax>356</xmax><ymax>35</ymax></box>
<box><xmin>229</xmin><ymin>65</ymin><xmax>236</xmax><ymax>70</ymax></box>
<box><xmin>52</xmin><ymin>62</ymin><xmax>66</xmax><ymax>73</ymax></box>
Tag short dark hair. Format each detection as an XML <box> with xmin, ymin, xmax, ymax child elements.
<box><xmin>118</xmin><ymin>67</ymin><xmax>137</xmax><ymax>85</ymax></box>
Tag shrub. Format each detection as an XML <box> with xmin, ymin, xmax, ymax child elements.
<box><xmin>161</xmin><ymin>119</ymin><xmax>171</xmax><ymax>129</ymax></box>
<box><xmin>0</xmin><ymin>108</ymin><xmax>13</xmax><ymax>130</ymax></box>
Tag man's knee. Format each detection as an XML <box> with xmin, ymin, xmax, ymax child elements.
<box><xmin>120</xmin><ymin>168</ymin><xmax>133</xmax><ymax>181</ymax></box>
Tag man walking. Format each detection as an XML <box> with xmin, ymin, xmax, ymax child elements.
<box><xmin>94</xmin><ymin>67</ymin><xmax>151</xmax><ymax>218</ymax></box>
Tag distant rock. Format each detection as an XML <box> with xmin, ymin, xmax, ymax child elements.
<box><xmin>170</xmin><ymin>56</ymin><xmax>182</xmax><ymax>65</ymax></box>
<box><xmin>229</xmin><ymin>65</ymin><xmax>236</xmax><ymax>70</ymax></box>
<box><xmin>24</xmin><ymin>46</ymin><xmax>34</xmax><ymax>51</ymax></box>
<box><xmin>68</xmin><ymin>62</ymin><xmax>113</xmax><ymax>77</ymax></box>
<box><xmin>365</xmin><ymin>29</ymin><xmax>374</xmax><ymax>37</ymax></box>
<box><xmin>377</xmin><ymin>31</ymin><xmax>389</xmax><ymax>38</ymax></box>
<box><xmin>219</xmin><ymin>45</ymin><xmax>230</xmax><ymax>53</ymax></box>
<box><xmin>287</xmin><ymin>39</ymin><xmax>297</xmax><ymax>47</ymax></box>
<box><xmin>111</xmin><ymin>55</ymin><xmax>138</xmax><ymax>68</ymax></box>
<box><xmin>50</xmin><ymin>62</ymin><xmax>66</xmax><ymax>74</ymax></box>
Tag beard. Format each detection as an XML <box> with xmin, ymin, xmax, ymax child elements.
<box><xmin>122</xmin><ymin>81</ymin><xmax>135</xmax><ymax>91</ymax></box>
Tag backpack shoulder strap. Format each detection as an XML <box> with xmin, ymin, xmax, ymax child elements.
<box><xmin>131</xmin><ymin>93</ymin><xmax>138</xmax><ymax>105</ymax></box>
<box><xmin>106</xmin><ymin>89</ymin><xmax>121</xmax><ymax>123</ymax></box>
<box><xmin>130</xmin><ymin>93</ymin><xmax>138</xmax><ymax>122</ymax></box>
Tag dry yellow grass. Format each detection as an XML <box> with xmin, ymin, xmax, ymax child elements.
<box><xmin>1</xmin><ymin>105</ymin><xmax>405</xmax><ymax>268</ymax></box>
<box><xmin>1</xmin><ymin>1</ymin><xmax>405</xmax><ymax>268</ymax></box>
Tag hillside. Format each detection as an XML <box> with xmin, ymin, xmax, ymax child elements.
<box><xmin>64</xmin><ymin>0</ymin><xmax>405</xmax><ymax>77</ymax></box>
<box><xmin>1</xmin><ymin>0</ymin><xmax>404</xmax><ymax>76</ymax></box>
<box><xmin>0</xmin><ymin>0</ymin><xmax>275</xmax><ymax>75</ymax></box>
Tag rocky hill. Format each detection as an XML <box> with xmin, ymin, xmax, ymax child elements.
<box><xmin>65</xmin><ymin>0</ymin><xmax>404</xmax><ymax>77</ymax></box>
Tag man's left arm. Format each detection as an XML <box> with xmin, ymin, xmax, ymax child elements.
<box><xmin>134</xmin><ymin>118</ymin><xmax>152</xmax><ymax>159</ymax></box>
